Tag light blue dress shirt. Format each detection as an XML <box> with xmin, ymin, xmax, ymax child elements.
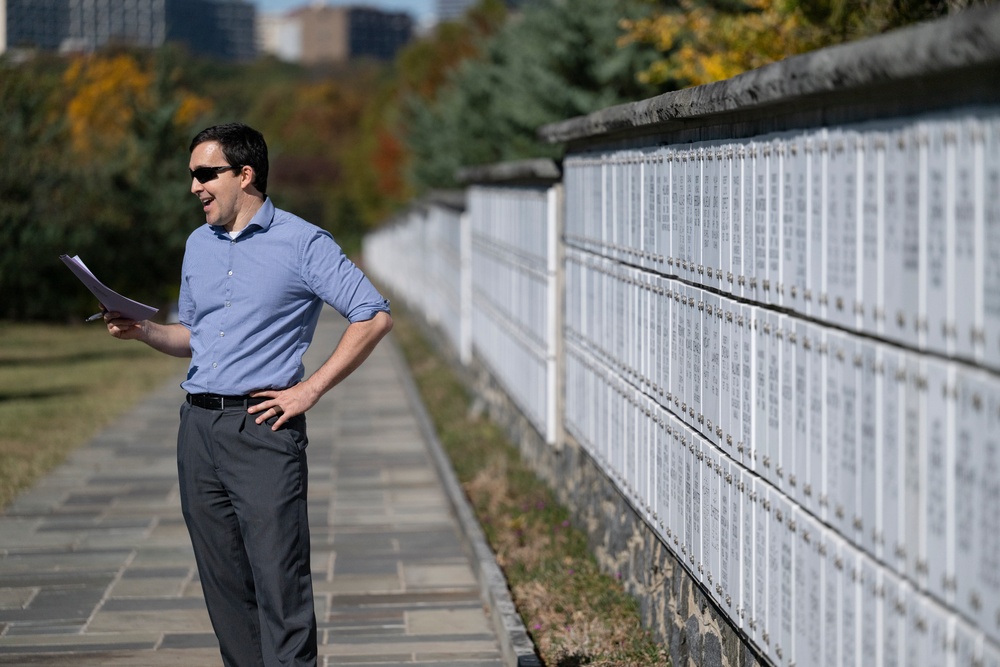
<box><xmin>177</xmin><ymin>198</ymin><xmax>390</xmax><ymax>395</ymax></box>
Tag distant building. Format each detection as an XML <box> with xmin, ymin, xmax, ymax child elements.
<box><xmin>260</xmin><ymin>4</ymin><xmax>413</xmax><ymax>65</ymax></box>
<box><xmin>3</xmin><ymin>0</ymin><xmax>69</xmax><ymax>51</ymax></box>
<box><xmin>347</xmin><ymin>6</ymin><xmax>412</xmax><ymax>61</ymax></box>
<box><xmin>1</xmin><ymin>0</ymin><xmax>256</xmax><ymax>61</ymax></box>
<box><xmin>296</xmin><ymin>4</ymin><xmax>348</xmax><ymax>64</ymax></box>
<box><xmin>257</xmin><ymin>11</ymin><xmax>301</xmax><ymax>62</ymax></box>
<box><xmin>165</xmin><ymin>0</ymin><xmax>257</xmax><ymax>61</ymax></box>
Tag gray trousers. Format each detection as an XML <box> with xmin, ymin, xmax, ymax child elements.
<box><xmin>177</xmin><ymin>402</ymin><xmax>317</xmax><ymax>667</ymax></box>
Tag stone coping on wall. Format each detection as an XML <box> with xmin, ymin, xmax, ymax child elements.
<box><xmin>456</xmin><ymin>159</ymin><xmax>562</xmax><ymax>186</ymax></box>
<box><xmin>538</xmin><ymin>4</ymin><xmax>1000</xmax><ymax>148</ymax></box>
<box><xmin>420</xmin><ymin>188</ymin><xmax>467</xmax><ymax>212</ymax></box>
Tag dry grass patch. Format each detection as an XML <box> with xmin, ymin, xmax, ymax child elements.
<box><xmin>0</xmin><ymin>322</ymin><xmax>187</xmax><ymax>508</ymax></box>
<box><xmin>392</xmin><ymin>311</ymin><xmax>669</xmax><ymax>667</ymax></box>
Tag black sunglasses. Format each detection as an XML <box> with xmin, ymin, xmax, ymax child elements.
<box><xmin>190</xmin><ymin>165</ymin><xmax>241</xmax><ymax>183</ymax></box>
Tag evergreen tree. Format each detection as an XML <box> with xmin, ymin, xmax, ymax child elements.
<box><xmin>405</xmin><ymin>0</ymin><xmax>663</xmax><ymax>190</ymax></box>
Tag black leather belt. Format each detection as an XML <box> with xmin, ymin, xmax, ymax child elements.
<box><xmin>186</xmin><ymin>393</ymin><xmax>268</xmax><ymax>410</ymax></box>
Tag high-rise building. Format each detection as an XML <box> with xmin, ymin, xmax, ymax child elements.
<box><xmin>165</xmin><ymin>0</ymin><xmax>256</xmax><ymax>62</ymax></box>
<box><xmin>2</xmin><ymin>0</ymin><xmax>256</xmax><ymax>61</ymax></box>
<box><xmin>257</xmin><ymin>11</ymin><xmax>301</xmax><ymax>63</ymax></box>
<box><xmin>347</xmin><ymin>7</ymin><xmax>412</xmax><ymax>61</ymax></box>
<box><xmin>4</xmin><ymin>0</ymin><xmax>69</xmax><ymax>51</ymax></box>
<box><xmin>266</xmin><ymin>4</ymin><xmax>412</xmax><ymax>66</ymax></box>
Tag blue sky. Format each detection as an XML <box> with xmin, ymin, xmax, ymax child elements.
<box><xmin>252</xmin><ymin>0</ymin><xmax>436</xmax><ymax>24</ymax></box>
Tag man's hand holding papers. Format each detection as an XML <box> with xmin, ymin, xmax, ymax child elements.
<box><xmin>59</xmin><ymin>254</ymin><xmax>159</xmax><ymax>322</ymax></box>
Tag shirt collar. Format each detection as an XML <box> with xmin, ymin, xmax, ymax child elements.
<box><xmin>209</xmin><ymin>197</ymin><xmax>274</xmax><ymax>239</ymax></box>
<box><xmin>247</xmin><ymin>197</ymin><xmax>275</xmax><ymax>232</ymax></box>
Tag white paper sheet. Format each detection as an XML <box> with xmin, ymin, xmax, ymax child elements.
<box><xmin>60</xmin><ymin>254</ymin><xmax>159</xmax><ymax>322</ymax></box>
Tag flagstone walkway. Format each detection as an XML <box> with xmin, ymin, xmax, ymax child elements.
<box><xmin>0</xmin><ymin>309</ymin><xmax>537</xmax><ymax>666</ymax></box>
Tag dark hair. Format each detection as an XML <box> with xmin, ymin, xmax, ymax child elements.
<box><xmin>190</xmin><ymin>123</ymin><xmax>269</xmax><ymax>196</ymax></box>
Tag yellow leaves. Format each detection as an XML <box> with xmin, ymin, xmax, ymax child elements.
<box><xmin>64</xmin><ymin>54</ymin><xmax>152</xmax><ymax>158</ymax></box>
<box><xmin>173</xmin><ymin>92</ymin><xmax>213</xmax><ymax>129</ymax></box>
<box><xmin>620</xmin><ymin>0</ymin><xmax>828</xmax><ymax>88</ymax></box>
<box><xmin>62</xmin><ymin>53</ymin><xmax>212</xmax><ymax>161</ymax></box>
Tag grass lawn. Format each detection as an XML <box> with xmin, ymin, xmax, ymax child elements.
<box><xmin>0</xmin><ymin>321</ymin><xmax>187</xmax><ymax>508</ymax></box>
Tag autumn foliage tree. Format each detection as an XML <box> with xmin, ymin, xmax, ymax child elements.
<box><xmin>620</xmin><ymin>0</ymin><xmax>966</xmax><ymax>88</ymax></box>
<box><xmin>333</xmin><ymin>0</ymin><xmax>510</xmax><ymax>231</ymax></box>
<box><xmin>0</xmin><ymin>48</ymin><xmax>213</xmax><ymax>320</ymax></box>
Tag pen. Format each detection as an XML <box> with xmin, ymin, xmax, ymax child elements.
<box><xmin>85</xmin><ymin>312</ymin><xmax>105</xmax><ymax>322</ymax></box>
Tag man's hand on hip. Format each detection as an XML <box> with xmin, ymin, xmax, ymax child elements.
<box><xmin>248</xmin><ymin>383</ymin><xmax>321</xmax><ymax>431</ymax></box>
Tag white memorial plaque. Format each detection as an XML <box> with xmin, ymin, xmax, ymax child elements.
<box><xmin>984</xmin><ymin>119</ymin><xmax>1000</xmax><ymax>369</ymax></box>
<box><xmin>796</xmin><ymin>508</ymin><xmax>823</xmax><ymax>667</ymax></box>
<box><xmin>858</xmin><ymin>340</ymin><xmax>879</xmax><ymax>555</ymax></box>
<box><xmin>735</xmin><ymin>144</ymin><xmax>750</xmax><ymax>299</ymax></box>
<box><xmin>691</xmin><ymin>148</ymin><xmax>704</xmax><ymax>286</ymax></box>
<box><xmin>862</xmin><ymin>131</ymin><xmax>884</xmax><ymax>335</ymax></box>
<box><xmin>706</xmin><ymin>145</ymin><xmax>722</xmax><ymax>290</ymax></box>
<box><xmin>822</xmin><ymin>528</ymin><xmax>843</xmax><ymax>667</ymax></box>
<box><xmin>754</xmin><ymin>476</ymin><xmax>770</xmax><ymax>653</ymax></box>
<box><xmin>840</xmin><ymin>541</ymin><xmax>859</xmax><ymax>667</ymax></box>
<box><xmin>952</xmin><ymin>119</ymin><xmax>982</xmax><ymax>361</ymax></box>
<box><xmin>721</xmin><ymin>144</ymin><xmax>734</xmax><ymax>294</ymax></box>
<box><xmin>768</xmin><ymin>138</ymin><xmax>783</xmax><ymax>306</ymax></box>
<box><xmin>705</xmin><ymin>292</ymin><xmax>722</xmax><ymax>446</ymax></box>
<box><xmin>978</xmin><ymin>376</ymin><xmax>1000</xmax><ymax>644</ymax></box>
<box><xmin>880</xmin><ymin>346</ymin><xmax>904</xmax><ymax>569</ymax></box>
<box><xmin>809</xmin><ymin>131</ymin><xmax>827</xmax><ymax>319</ymax></box>
<box><xmin>881</xmin><ymin>567</ymin><xmax>904</xmax><ymax>667</ymax></box>
<box><xmin>774</xmin><ymin>491</ymin><xmax>795</xmax><ymax>666</ymax></box>
<box><xmin>825</xmin><ymin>329</ymin><xmax>845</xmax><ymax>534</ymax></box>
<box><xmin>787</xmin><ymin>135</ymin><xmax>809</xmax><ymax>314</ymax></box>
<box><xmin>826</xmin><ymin>129</ymin><xmax>848</xmax><ymax>328</ymax></box>
<box><xmin>720</xmin><ymin>296</ymin><xmax>734</xmax><ymax>455</ymax></box>
<box><xmin>753</xmin><ymin>141</ymin><xmax>768</xmax><ymax>304</ymax></box>
<box><xmin>658</xmin><ymin>147</ymin><xmax>673</xmax><ymax>274</ymax></box>
<box><xmin>859</xmin><ymin>555</ymin><xmax>879</xmax><ymax>667</ymax></box>
<box><xmin>779</xmin><ymin>313</ymin><xmax>795</xmax><ymax>499</ymax></box>
<box><xmin>954</xmin><ymin>366</ymin><xmax>983</xmax><ymax>623</ymax></box>
<box><xmin>674</xmin><ymin>149</ymin><xmax>688</xmax><ymax>279</ymax></box>
<box><xmin>922</xmin><ymin>358</ymin><xmax>952</xmax><ymax>603</ymax></box>
<box><xmin>925</xmin><ymin>123</ymin><xmax>950</xmax><ymax>354</ymax></box>
<box><xmin>741</xmin><ymin>303</ymin><xmax>756</xmax><ymax>470</ymax></box>
<box><xmin>705</xmin><ymin>443</ymin><xmax>722</xmax><ymax>605</ymax></box>
<box><xmin>883</xmin><ymin>129</ymin><xmax>907</xmax><ymax>344</ymax></box>
<box><xmin>902</xmin><ymin>352</ymin><xmax>925</xmax><ymax>582</ymax></box>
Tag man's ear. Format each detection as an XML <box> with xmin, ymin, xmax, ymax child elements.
<box><xmin>239</xmin><ymin>165</ymin><xmax>256</xmax><ymax>191</ymax></box>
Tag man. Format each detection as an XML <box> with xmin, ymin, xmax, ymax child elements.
<box><xmin>104</xmin><ymin>122</ymin><xmax>393</xmax><ymax>667</ymax></box>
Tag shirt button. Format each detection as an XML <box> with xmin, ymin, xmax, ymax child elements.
<box><xmin>212</xmin><ymin>362</ymin><xmax>218</xmax><ymax>368</ymax></box>
<box><xmin>219</xmin><ymin>331</ymin><xmax>225</xmax><ymax>337</ymax></box>
<box><xmin>225</xmin><ymin>301</ymin><xmax>231</xmax><ymax>307</ymax></box>
<box><xmin>228</xmin><ymin>270</ymin><xmax>233</xmax><ymax>276</ymax></box>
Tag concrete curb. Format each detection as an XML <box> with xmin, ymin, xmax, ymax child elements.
<box><xmin>384</xmin><ymin>337</ymin><xmax>543</xmax><ymax>667</ymax></box>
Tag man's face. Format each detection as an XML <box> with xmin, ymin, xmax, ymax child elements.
<box><xmin>189</xmin><ymin>141</ymin><xmax>242</xmax><ymax>229</ymax></box>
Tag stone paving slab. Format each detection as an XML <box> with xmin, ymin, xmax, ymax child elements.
<box><xmin>0</xmin><ymin>308</ymin><xmax>510</xmax><ymax>666</ymax></box>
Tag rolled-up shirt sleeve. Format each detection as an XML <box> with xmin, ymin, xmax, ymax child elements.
<box><xmin>300</xmin><ymin>230</ymin><xmax>390</xmax><ymax>323</ymax></box>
